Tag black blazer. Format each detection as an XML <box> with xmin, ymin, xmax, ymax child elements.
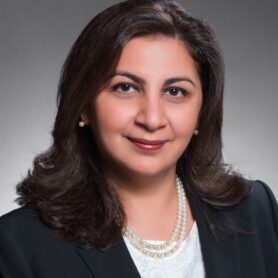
<box><xmin>0</xmin><ymin>180</ymin><xmax>277</xmax><ymax>278</ymax></box>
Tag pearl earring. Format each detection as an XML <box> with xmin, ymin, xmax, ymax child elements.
<box><xmin>79</xmin><ymin>121</ymin><xmax>85</xmax><ymax>127</ymax></box>
<box><xmin>193</xmin><ymin>129</ymin><xmax>199</xmax><ymax>135</ymax></box>
<box><xmin>79</xmin><ymin>115</ymin><xmax>87</xmax><ymax>127</ymax></box>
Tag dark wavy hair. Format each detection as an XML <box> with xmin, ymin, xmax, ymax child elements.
<box><xmin>16</xmin><ymin>0</ymin><xmax>249</xmax><ymax>248</ymax></box>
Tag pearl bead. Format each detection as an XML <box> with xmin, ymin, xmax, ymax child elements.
<box><xmin>79</xmin><ymin>121</ymin><xmax>85</xmax><ymax>127</ymax></box>
<box><xmin>123</xmin><ymin>176</ymin><xmax>187</xmax><ymax>258</ymax></box>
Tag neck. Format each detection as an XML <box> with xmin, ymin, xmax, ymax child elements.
<box><xmin>105</xmin><ymin>169</ymin><xmax>179</xmax><ymax>240</ymax></box>
<box><xmin>106</xmin><ymin>168</ymin><xmax>177</xmax><ymax>203</ymax></box>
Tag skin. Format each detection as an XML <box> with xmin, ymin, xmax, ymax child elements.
<box><xmin>86</xmin><ymin>35</ymin><xmax>202</xmax><ymax>240</ymax></box>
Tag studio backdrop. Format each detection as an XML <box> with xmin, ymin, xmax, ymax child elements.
<box><xmin>0</xmin><ymin>0</ymin><xmax>277</xmax><ymax>215</ymax></box>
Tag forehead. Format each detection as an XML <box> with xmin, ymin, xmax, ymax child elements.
<box><xmin>116</xmin><ymin>35</ymin><xmax>199</xmax><ymax>80</ymax></box>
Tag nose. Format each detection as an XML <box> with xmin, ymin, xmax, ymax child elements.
<box><xmin>135</xmin><ymin>94</ymin><xmax>167</xmax><ymax>132</ymax></box>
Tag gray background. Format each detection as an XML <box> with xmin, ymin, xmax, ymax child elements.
<box><xmin>0</xmin><ymin>0</ymin><xmax>277</xmax><ymax>216</ymax></box>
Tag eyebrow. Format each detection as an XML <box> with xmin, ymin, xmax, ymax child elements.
<box><xmin>110</xmin><ymin>70</ymin><xmax>196</xmax><ymax>88</ymax></box>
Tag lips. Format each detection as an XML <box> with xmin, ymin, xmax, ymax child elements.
<box><xmin>127</xmin><ymin>137</ymin><xmax>166</xmax><ymax>151</ymax></box>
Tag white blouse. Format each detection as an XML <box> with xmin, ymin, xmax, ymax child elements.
<box><xmin>123</xmin><ymin>222</ymin><xmax>206</xmax><ymax>278</ymax></box>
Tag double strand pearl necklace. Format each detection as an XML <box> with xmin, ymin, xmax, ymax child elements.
<box><xmin>123</xmin><ymin>176</ymin><xmax>187</xmax><ymax>258</ymax></box>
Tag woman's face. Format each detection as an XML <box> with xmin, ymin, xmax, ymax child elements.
<box><xmin>88</xmin><ymin>35</ymin><xmax>202</xmax><ymax>179</ymax></box>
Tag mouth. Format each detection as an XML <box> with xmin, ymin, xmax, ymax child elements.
<box><xmin>126</xmin><ymin>137</ymin><xmax>167</xmax><ymax>151</ymax></box>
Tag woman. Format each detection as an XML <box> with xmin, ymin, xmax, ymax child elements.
<box><xmin>0</xmin><ymin>0</ymin><xmax>277</xmax><ymax>277</ymax></box>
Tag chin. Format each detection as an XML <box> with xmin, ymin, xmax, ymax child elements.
<box><xmin>123</xmin><ymin>161</ymin><xmax>174</xmax><ymax>178</ymax></box>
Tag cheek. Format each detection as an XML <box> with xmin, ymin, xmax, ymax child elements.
<box><xmin>168</xmin><ymin>103</ymin><xmax>201</xmax><ymax>136</ymax></box>
<box><xmin>94</xmin><ymin>98</ymin><xmax>134</xmax><ymax>135</ymax></box>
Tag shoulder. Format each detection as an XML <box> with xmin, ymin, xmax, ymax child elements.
<box><xmin>0</xmin><ymin>205</ymin><xmax>75</xmax><ymax>256</ymax></box>
<box><xmin>196</xmin><ymin>179</ymin><xmax>278</xmax><ymax>240</ymax></box>
<box><xmin>0</xmin><ymin>205</ymin><xmax>43</xmax><ymax>229</ymax></box>
<box><xmin>238</xmin><ymin>180</ymin><xmax>277</xmax><ymax>215</ymax></box>
<box><xmin>0</xmin><ymin>206</ymin><xmax>54</xmax><ymax>243</ymax></box>
<box><xmin>234</xmin><ymin>180</ymin><xmax>278</xmax><ymax>235</ymax></box>
<box><xmin>0</xmin><ymin>206</ymin><xmax>84</xmax><ymax>277</ymax></box>
<box><xmin>249</xmin><ymin>180</ymin><xmax>277</xmax><ymax>204</ymax></box>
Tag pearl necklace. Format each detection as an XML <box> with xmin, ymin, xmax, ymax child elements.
<box><xmin>123</xmin><ymin>176</ymin><xmax>187</xmax><ymax>258</ymax></box>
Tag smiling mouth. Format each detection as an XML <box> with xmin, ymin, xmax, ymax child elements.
<box><xmin>126</xmin><ymin>137</ymin><xmax>166</xmax><ymax>151</ymax></box>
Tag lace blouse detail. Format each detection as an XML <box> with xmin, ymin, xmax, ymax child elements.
<box><xmin>123</xmin><ymin>222</ymin><xmax>206</xmax><ymax>278</ymax></box>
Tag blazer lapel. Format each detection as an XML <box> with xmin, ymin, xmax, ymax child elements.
<box><xmin>76</xmin><ymin>239</ymin><xmax>141</xmax><ymax>278</ymax></box>
<box><xmin>187</xmin><ymin>190</ymin><xmax>241</xmax><ymax>278</ymax></box>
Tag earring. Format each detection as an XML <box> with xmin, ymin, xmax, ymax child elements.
<box><xmin>193</xmin><ymin>129</ymin><xmax>199</xmax><ymax>135</ymax></box>
<box><xmin>78</xmin><ymin>115</ymin><xmax>87</xmax><ymax>127</ymax></box>
<box><xmin>79</xmin><ymin>121</ymin><xmax>85</xmax><ymax>127</ymax></box>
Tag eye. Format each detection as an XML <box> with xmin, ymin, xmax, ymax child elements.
<box><xmin>112</xmin><ymin>82</ymin><xmax>139</xmax><ymax>93</ymax></box>
<box><xmin>164</xmin><ymin>87</ymin><xmax>187</xmax><ymax>97</ymax></box>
